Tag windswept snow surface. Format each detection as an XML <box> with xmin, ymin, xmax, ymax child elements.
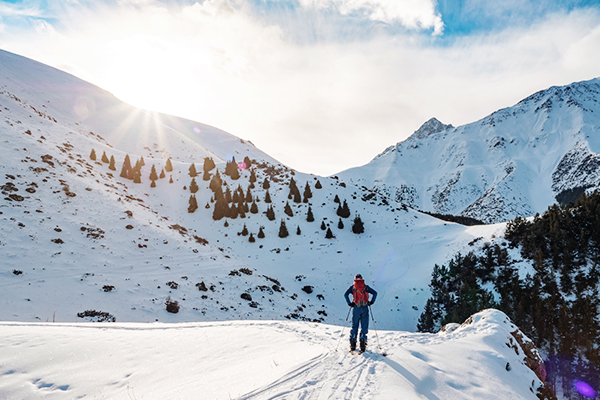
<box><xmin>0</xmin><ymin>310</ymin><xmax>543</xmax><ymax>399</ymax></box>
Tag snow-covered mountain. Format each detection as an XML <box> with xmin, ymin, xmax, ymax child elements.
<box><xmin>0</xmin><ymin>48</ymin><xmax>500</xmax><ymax>331</ymax></box>
<box><xmin>337</xmin><ymin>78</ymin><xmax>600</xmax><ymax>223</ymax></box>
<box><xmin>0</xmin><ymin>49</ymin><xmax>555</xmax><ymax>398</ymax></box>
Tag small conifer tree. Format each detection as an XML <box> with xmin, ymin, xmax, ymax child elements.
<box><xmin>304</xmin><ymin>182</ymin><xmax>312</xmax><ymax>199</ymax></box>
<box><xmin>188</xmin><ymin>195</ymin><xmax>198</xmax><ymax>213</ymax></box>
<box><xmin>133</xmin><ymin>169</ymin><xmax>142</xmax><ymax>184</ymax></box>
<box><xmin>246</xmin><ymin>187</ymin><xmax>253</xmax><ymax>203</ymax></box>
<box><xmin>334</xmin><ymin>194</ymin><xmax>340</xmax><ymax>204</ymax></box>
<box><xmin>159</xmin><ymin>168</ymin><xmax>166</xmax><ymax>179</ymax></box>
<box><xmin>169</xmin><ymin>175</ymin><xmax>174</xmax><ymax>184</ymax></box>
<box><xmin>265</xmin><ymin>190</ymin><xmax>272</xmax><ymax>203</ymax></box>
<box><xmin>307</xmin><ymin>206</ymin><xmax>315</xmax><ymax>222</ymax></box>
<box><xmin>338</xmin><ymin>218</ymin><xmax>344</xmax><ymax>229</ymax></box>
<box><xmin>190</xmin><ymin>178</ymin><xmax>199</xmax><ymax>194</ymax></box>
<box><xmin>151</xmin><ymin>180</ymin><xmax>156</xmax><ymax>188</ymax></box>
<box><xmin>320</xmin><ymin>220</ymin><xmax>326</xmax><ymax>230</ymax></box>
<box><xmin>203</xmin><ymin>157</ymin><xmax>215</xmax><ymax>173</ymax></box>
<box><xmin>139</xmin><ymin>156</ymin><xmax>145</xmax><ymax>166</ymax></box>
<box><xmin>205</xmin><ymin>202</ymin><xmax>210</xmax><ymax>209</ymax></box>
<box><xmin>243</xmin><ymin>156</ymin><xmax>252</xmax><ymax>169</ymax></box>
<box><xmin>325</xmin><ymin>227</ymin><xmax>335</xmax><ymax>239</ymax></box>
<box><xmin>101</xmin><ymin>151</ymin><xmax>109</xmax><ymax>163</ymax></box>
<box><xmin>225</xmin><ymin>187</ymin><xmax>233</xmax><ymax>203</ymax></box>
<box><xmin>352</xmin><ymin>214</ymin><xmax>365</xmax><ymax>234</ymax></box>
<box><xmin>296</xmin><ymin>226</ymin><xmax>301</xmax><ymax>235</ymax></box>
<box><xmin>279</xmin><ymin>220</ymin><xmax>289</xmax><ymax>238</ymax></box>
<box><xmin>284</xmin><ymin>202</ymin><xmax>293</xmax><ymax>217</ymax></box>
<box><xmin>90</xmin><ymin>149</ymin><xmax>96</xmax><ymax>161</ymax></box>
<box><xmin>165</xmin><ymin>158</ymin><xmax>173</xmax><ymax>172</ymax></box>
<box><xmin>262</xmin><ymin>178</ymin><xmax>270</xmax><ymax>190</ymax></box>
<box><xmin>189</xmin><ymin>163</ymin><xmax>198</xmax><ymax>177</ymax></box>
<box><xmin>249</xmin><ymin>233</ymin><xmax>256</xmax><ymax>243</ymax></box>
<box><xmin>109</xmin><ymin>155</ymin><xmax>116</xmax><ymax>171</ymax></box>
<box><xmin>149</xmin><ymin>164</ymin><xmax>158</xmax><ymax>183</ymax></box>
<box><xmin>315</xmin><ymin>180</ymin><xmax>322</xmax><ymax>189</ymax></box>
<box><xmin>258</xmin><ymin>226</ymin><xmax>265</xmax><ymax>238</ymax></box>
<box><xmin>120</xmin><ymin>154</ymin><xmax>132</xmax><ymax>179</ymax></box>
<box><xmin>250</xmin><ymin>201</ymin><xmax>259</xmax><ymax>214</ymax></box>
<box><xmin>241</xmin><ymin>224</ymin><xmax>249</xmax><ymax>236</ymax></box>
<box><xmin>249</xmin><ymin>169</ymin><xmax>257</xmax><ymax>184</ymax></box>
<box><xmin>266</xmin><ymin>205</ymin><xmax>276</xmax><ymax>221</ymax></box>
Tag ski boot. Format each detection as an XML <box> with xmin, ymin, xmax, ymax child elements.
<box><xmin>350</xmin><ymin>340</ymin><xmax>357</xmax><ymax>354</ymax></box>
<box><xmin>359</xmin><ymin>340</ymin><xmax>367</xmax><ymax>354</ymax></box>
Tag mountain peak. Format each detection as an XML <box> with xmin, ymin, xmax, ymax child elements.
<box><xmin>407</xmin><ymin>117</ymin><xmax>454</xmax><ymax>141</ymax></box>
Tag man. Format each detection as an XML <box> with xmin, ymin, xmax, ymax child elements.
<box><xmin>344</xmin><ymin>273</ymin><xmax>377</xmax><ymax>354</ymax></box>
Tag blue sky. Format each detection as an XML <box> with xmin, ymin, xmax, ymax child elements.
<box><xmin>1</xmin><ymin>0</ymin><xmax>600</xmax><ymax>174</ymax></box>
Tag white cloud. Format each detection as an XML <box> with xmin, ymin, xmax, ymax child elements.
<box><xmin>0</xmin><ymin>2</ymin><xmax>599</xmax><ymax>175</ymax></box>
<box><xmin>298</xmin><ymin>0</ymin><xmax>444</xmax><ymax>34</ymax></box>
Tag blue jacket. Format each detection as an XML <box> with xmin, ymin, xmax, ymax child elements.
<box><xmin>344</xmin><ymin>284</ymin><xmax>377</xmax><ymax>306</ymax></box>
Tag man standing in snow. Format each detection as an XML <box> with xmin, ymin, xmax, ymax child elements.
<box><xmin>344</xmin><ymin>274</ymin><xmax>377</xmax><ymax>354</ymax></box>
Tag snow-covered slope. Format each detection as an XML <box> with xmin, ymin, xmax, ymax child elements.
<box><xmin>0</xmin><ymin>48</ymin><xmax>503</xmax><ymax>332</ymax></box>
<box><xmin>0</xmin><ymin>309</ymin><xmax>547</xmax><ymax>399</ymax></box>
<box><xmin>338</xmin><ymin>78</ymin><xmax>600</xmax><ymax>223</ymax></box>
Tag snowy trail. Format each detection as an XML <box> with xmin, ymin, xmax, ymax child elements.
<box><xmin>239</xmin><ymin>350</ymin><xmax>378</xmax><ymax>399</ymax></box>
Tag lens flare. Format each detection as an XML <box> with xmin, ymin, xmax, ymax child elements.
<box><xmin>238</xmin><ymin>161</ymin><xmax>247</xmax><ymax>170</ymax></box>
<box><xmin>193</xmin><ymin>126</ymin><xmax>201</xmax><ymax>134</ymax></box>
<box><xmin>226</xmin><ymin>154</ymin><xmax>234</xmax><ymax>162</ymax></box>
<box><xmin>575</xmin><ymin>381</ymin><xmax>596</xmax><ymax>398</ymax></box>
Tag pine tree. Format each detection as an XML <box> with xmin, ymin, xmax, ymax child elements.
<box><xmin>266</xmin><ymin>205</ymin><xmax>276</xmax><ymax>221</ymax></box>
<box><xmin>241</xmin><ymin>224</ymin><xmax>249</xmax><ymax>236</ymax></box>
<box><xmin>352</xmin><ymin>214</ymin><xmax>364</xmax><ymax>234</ymax></box>
<box><xmin>169</xmin><ymin>175</ymin><xmax>173</xmax><ymax>184</ymax></box>
<box><xmin>264</xmin><ymin>190</ymin><xmax>272</xmax><ymax>203</ymax></box>
<box><xmin>315</xmin><ymin>180</ymin><xmax>322</xmax><ymax>189</ymax></box>
<box><xmin>149</xmin><ymin>164</ymin><xmax>158</xmax><ymax>183</ymax></box>
<box><xmin>225</xmin><ymin>159</ymin><xmax>240</xmax><ymax>180</ymax></box>
<box><xmin>279</xmin><ymin>220</ymin><xmax>289</xmax><ymax>238</ymax></box>
<box><xmin>296</xmin><ymin>226</ymin><xmax>301</xmax><ymax>235</ymax></box>
<box><xmin>258</xmin><ymin>226</ymin><xmax>265</xmax><ymax>239</ymax></box>
<box><xmin>188</xmin><ymin>195</ymin><xmax>198</xmax><ymax>213</ymax></box>
<box><xmin>101</xmin><ymin>151</ymin><xmax>109</xmax><ymax>163</ymax></box>
<box><xmin>325</xmin><ymin>227</ymin><xmax>335</xmax><ymax>239</ymax></box>
<box><xmin>250</xmin><ymin>201</ymin><xmax>259</xmax><ymax>214</ymax></box>
<box><xmin>120</xmin><ymin>154</ymin><xmax>132</xmax><ymax>179</ymax></box>
<box><xmin>159</xmin><ymin>168</ymin><xmax>166</xmax><ymax>179</ymax></box>
<box><xmin>133</xmin><ymin>169</ymin><xmax>142</xmax><ymax>184</ymax></box>
<box><xmin>263</xmin><ymin>178</ymin><xmax>270</xmax><ymax>190</ymax></box>
<box><xmin>249</xmin><ymin>233</ymin><xmax>255</xmax><ymax>243</ymax></box>
<box><xmin>304</xmin><ymin>182</ymin><xmax>312</xmax><ymax>200</ymax></box>
<box><xmin>249</xmin><ymin>169</ymin><xmax>257</xmax><ymax>184</ymax></box>
<box><xmin>189</xmin><ymin>163</ymin><xmax>198</xmax><ymax>177</ymax></box>
<box><xmin>209</xmin><ymin>171</ymin><xmax>222</xmax><ymax>192</ymax></box>
<box><xmin>139</xmin><ymin>156</ymin><xmax>145</xmax><ymax>166</ymax></box>
<box><xmin>90</xmin><ymin>149</ymin><xmax>96</xmax><ymax>161</ymax></box>
<box><xmin>225</xmin><ymin>187</ymin><xmax>233</xmax><ymax>203</ymax></box>
<box><xmin>246</xmin><ymin>187</ymin><xmax>253</xmax><ymax>203</ymax></box>
<box><xmin>334</xmin><ymin>194</ymin><xmax>340</xmax><ymax>204</ymax></box>
<box><xmin>109</xmin><ymin>155</ymin><xmax>116</xmax><ymax>171</ymax></box>
<box><xmin>203</xmin><ymin>157</ymin><xmax>215</xmax><ymax>173</ymax></box>
<box><xmin>307</xmin><ymin>206</ymin><xmax>315</xmax><ymax>222</ymax></box>
<box><xmin>212</xmin><ymin>196</ymin><xmax>228</xmax><ymax>221</ymax></box>
<box><xmin>338</xmin><ymin>218</ymin><xmax>344</xmax><ymax>229</ymax></box>
<box><xmin>243</xmin><ymin>156</ymin><xmax>252</xmax><ymax>169</ymax></box>
<box><xmin>337</xmin><ymin>199</ymin><xmax>351</xmax><ymax>218</ymax></box>
<box><xmin>205</xmin><ymin>202</ymin><xmax>210</xmax><ymax>209</ymax></box>
<box><xmin>165</xmin><ymin>158</ymin><xmax>173</xmax><ymax>172</ymax></box>
<box><xmin>320</xmin><ymin>221</ymin><xmax>326</xmax><ymax>231</ymax></box>
<box><xmin>284</xmin><ymin>202</ymin><xmax>293</xmax><ymax>217</ymax></box>
<box><xmin>190</xmin><ymin>178</ymin><xmax>199</xmax><ymax>194</ymax></box>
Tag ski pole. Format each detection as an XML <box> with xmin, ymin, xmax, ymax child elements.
<box><xmin>368</xmin><ymin>304</ymin><xmax>387</xmax><ymax>356</ymax></box>
<box><xmin>335</xmin><ymin>307</ymin><xmax>352</xmax><ymax>352</ymax></box>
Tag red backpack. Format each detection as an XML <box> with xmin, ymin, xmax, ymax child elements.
<box><xmin>353</xmin><ymin>278</ymin><xmax>369</xmax><ymax>307</ymax></box>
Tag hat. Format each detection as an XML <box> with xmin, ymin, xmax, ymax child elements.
<box><xmin>355</xmin><ymin>273</ymin><xmax>363</xmax><ymax>279</ymax></box>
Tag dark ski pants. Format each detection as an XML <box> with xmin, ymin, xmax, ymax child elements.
<box><xmin>350</xmin><ymin>306</ymin><xmax>369</xmax><ymax>342</ymax></box>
